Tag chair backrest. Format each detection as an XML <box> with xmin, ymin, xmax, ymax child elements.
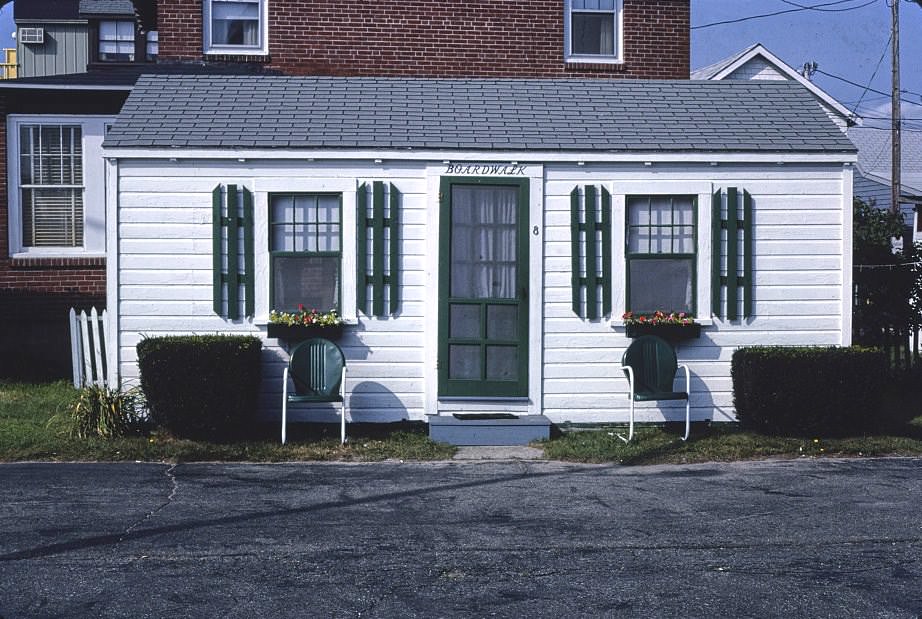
<box><xmin>621</xmin><ymin>335</ymin><xmax>678</xmax><ymax>395</ymax></box>
<box><xmin>288</xmin><ymin>338</ymin><xmax>346</xmax><ymax>397</ymax></box>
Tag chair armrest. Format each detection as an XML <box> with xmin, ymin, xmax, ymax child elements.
<box><xmin>676</xmin><ymin>363</ymin><xmax>690</xmax><ymax>396</ymax></box>
<box><xmin>619</xmin><ymin>365</ymin><xmax>635</xmax><ymax>400</ymax></box>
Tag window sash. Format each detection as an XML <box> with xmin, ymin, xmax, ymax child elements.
<box><xmin>625</xmin><ymin>195</ymin><xmax>697</xmax><ymax>315</ymax></box>
<box><xmin>210</xmin><ymin>0</ymin><xmax>262</xmax><ymax>47</ymax></box>
<box><xmin>99</xmin><ymin>20</ymin><xmax>135</xmax><ymax>61</ymax></box>
<box><xmin>269</xmin><ymin>193</ymin><xmax>343</xmax><ymax>312</ymax></box>
<box><xmin>568</xmin><ymin>0</ymin><xmax>619</xmax><ymax>58</ymax></box>
<box><xmin>18</xmin><ymin>125</ymin><xmax>85</xmax><ymax>248</ymax></box>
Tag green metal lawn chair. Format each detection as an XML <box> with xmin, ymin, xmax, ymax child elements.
<box><xmin>618</xmin><ymin>335</ymin><xmax>691</xmax><ymax>442</ymax></box>
<box><xmin>281</xmin><ymin>338</ymin><xmax>347</xmax><ymax>445</ymax></box>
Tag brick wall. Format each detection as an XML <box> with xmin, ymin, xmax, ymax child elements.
<box><xmin>159</xmin><ymin>0</ymin><xmax>690</xmax><ymax>79</ymax></box>
<box><xmin>1</xmin><ymin>91</ymin><xmax>124</xmax><ymax>379</ymax></box>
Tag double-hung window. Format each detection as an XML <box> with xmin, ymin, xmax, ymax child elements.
<box><xmin>626</xmin><ymin>195</ymin><xmax>697</xmax><ymax>315</ymax></box>
<box><xmin>98</xmin><ymin>20</ymin><xmax>135</xmax><ymax>62</ymax></box>
<box><xmin>8</xmin><ymin>116</ymin><xmax>111</xmax><ymax>257</ymax></box>
<box><xmin>204</xmin><ymin>0</ymin><xmax>267</xmax><ymax>55</ymax></box>
<box><xmin>565</xmin><ymin>0</ymin><xmax>622</xmax><ymax>62</ymax></box>
<box><xmin>270</xmin><ymin>193</ymin><xmax>342</xmax><ymax>313</ymax></box>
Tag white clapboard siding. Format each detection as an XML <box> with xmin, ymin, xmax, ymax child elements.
<box><xmin>116</xmin><ymin>159</ymin><xmax>430</xmax><ymax>425</ymax></box>
<box><xmin>115</xmin><ymin>157</ymin><xmax>849</xmax><ymax>425</ymax></box>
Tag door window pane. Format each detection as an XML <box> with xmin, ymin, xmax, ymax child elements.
<box><xmin>486</xmin><ymin>305</ymin><xmax>517</xmax><ymax>340</ymax></box>
<box><xmin>449</xmin><ymin>345</ymin><xmax>481</xmax><ymax>380</ymax></box>
<box><xmin>449</xmin><ymin>304</ymin><xmax>481</xmax><ymax>339</ymax></box>
<box><xmin>450</xmin><ymin>185</ymin><xmax>518</xmax><ymax>299</ymax></box>
<box><xmin>486</xmin><ymin>346</ymin><xmax>518</xmax><ymax>381</ymax></box>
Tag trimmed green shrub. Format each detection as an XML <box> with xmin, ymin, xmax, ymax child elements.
<box><xmin>731</xmin><ymin>346</ymin><xmax>887</xmax><ymax>437</ymax></box>
<box><xmin>137</xmin><ymin>335</ymin><xmax>262</xmax><ymax>440</ymax></box>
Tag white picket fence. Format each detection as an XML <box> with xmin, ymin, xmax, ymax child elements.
<box><xmin>69</xmin><ymin>307</ymin><xmax>108</xmax><ymax>388</ymax></box>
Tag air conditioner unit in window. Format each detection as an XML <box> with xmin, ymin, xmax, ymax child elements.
<box><xmin>19</xmin><ymin>28</ymin><xmax>45</xmax><ymax>44</ymax></box>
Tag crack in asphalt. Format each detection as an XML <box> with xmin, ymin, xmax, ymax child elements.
<box><xmin>119</xmin><ymin>463</ymin><xmax>179</xmax><ymax>542</ymax></box>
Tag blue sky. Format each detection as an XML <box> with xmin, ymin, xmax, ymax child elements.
<box><xmin>0</xmin><ymin>0</ymin><xmax>919</xmax><ymax>127</ymax></box>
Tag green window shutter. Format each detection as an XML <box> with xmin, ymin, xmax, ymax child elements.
<box><xmin>357</xmin><ymin>181</ymin><xmax>400</xmax><ymax>317</ymax></box>
<box><xmin>711</xmin><ymin>187</ymin><xmax>753</xmax><ymax>320</ymax></box>
<box><xmin>212</xmin><ymin>184</ymin><xmax>256</xmax><ymax>320</ymax></box>
<box><xmin>570</xmin><ymin>185</ymin><xmax>612</xmax><ymax>320</ymax></box>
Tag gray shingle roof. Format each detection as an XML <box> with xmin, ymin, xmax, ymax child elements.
<box><xmin>105</xmin><ymin>76</ymin><xmax>858</xmax><ymax>154</ymax></box>
<box><xmin>78</xmin><ymin>0</ymin><xmax>136</xmax><ymax>16</ymax></box>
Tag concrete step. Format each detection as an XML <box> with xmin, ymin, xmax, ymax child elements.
<box><xmin>428</xmin><ymin>413</ymin><xmax>552</xmax><ymax>446</ymax></box>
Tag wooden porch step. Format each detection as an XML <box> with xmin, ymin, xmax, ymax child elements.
<box><xmin>428</xmin><ymin>413</ymin><xmax>552</xmax><ymax>446</ymax></box>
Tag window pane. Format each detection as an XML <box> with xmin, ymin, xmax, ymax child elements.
<box><xmin>572</xmin><ymin>12</ymin><xmax>614</xmax><ymax>55</ymax></box>
<box><xmin>212</xmin><ymin>1</ymin><xmax>260</xmax><ymax>46</ymax></box>
<box><xmin>629</xmin><ymin>259</ymin><xmax>693</xmax><ymax>314</ymax></box>
<box><xmin>486</xmin><ymin>304</ymin><xmax>517</xmax><ymax>340</ymax></box>
<box><xmin>486</xmin><ymin>346</ymin><xmax>518</xmax><ymax>381</ymax></box>
<box><xmin>450</xmin><ymin>185</ymin><xmax>518</xmax><ymax>299</ymax></box>
<box><xmin>22</xmin><ymin>189</ymin><xmax>83</xmax><ymax>247</ymax></box>
<box><xmin>450</xmin><ymin>304</ymin><xmax>480</xmax><ymax>339</ymax></box>
<box><xmin>449</xmin><ymin>345</ymin><xmax>480</xmax><ymax>380</ymax></box>
<box><xmin>272</xmin><ymin>255</ymin><xmax>339</xmax><ymax>312</ymax></box>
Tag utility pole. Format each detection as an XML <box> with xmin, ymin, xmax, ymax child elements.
<box><xmin>891</xmin><ymin>0</ymin><xmax>901</xmax><ymax>217</ymax></box>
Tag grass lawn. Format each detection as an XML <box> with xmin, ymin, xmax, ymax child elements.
<box><xmin>2</xmin><ymin>380</ymin><xmax>921</xmax><ymax>465</ymax></box>
<box><xmin>0</xmin><ymin>381</ymin><xmax>456</xmax><ymax>462</ymax></box>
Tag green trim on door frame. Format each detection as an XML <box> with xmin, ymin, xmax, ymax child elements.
<box><xmin>438</xmin><ymin>176</ymin><xmax>530</xmax><ymax>398</ymax></box>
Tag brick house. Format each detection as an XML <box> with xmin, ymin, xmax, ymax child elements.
<box><xmin>1</xmin><ymin>0</ymin><xmax>690</xmax><ymax>380</ymax></box>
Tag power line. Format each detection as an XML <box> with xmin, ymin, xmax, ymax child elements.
<box><xmin>815</xmin><ymin>69</ymin><xmax>922</xmax><ymax>104</ymax></box>
<box><xmin>851</xmin><ymin>32</ymin><xmax>892</xmax><ymax>115</ymax></box>
<box><xmin>692</xmin><ymin>0</ymin><xmax>878</xmax><ymax>29</ymax></box>
<box><xmin>780</xmin><ymin>0</ymin><xmax>880</xmax><ymax>10</ymax></box>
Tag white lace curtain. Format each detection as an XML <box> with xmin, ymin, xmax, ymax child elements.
<box><xmin>450</xmin><ymin>185</ymin><xmax>518</xmax><ymax>300</ymax></box>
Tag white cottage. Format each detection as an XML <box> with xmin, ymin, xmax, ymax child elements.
<box><xmin>103</xmin><ymin>75</ymin><xmax>857</xmax><ymax>428</ymax></box>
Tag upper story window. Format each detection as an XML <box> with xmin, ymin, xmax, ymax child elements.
<box><xmin>146</xmin><ymin>31</ymin><xmax>159</xmax><ymax>61</ymax></box>
<box><xmin>565</xmin><ymin>0</ymin><xmax>623</xmax><ymax>64</ymax></box>
<box><xmin>204</xmin><ymin>0</ymin><xmax>268</xmax><ymax>56</ymax></box>
<box><xmin>99</xmin><ymin>20</ymin><xmax>136</xmax><ymax>62</ymax></box>
<box><xmin>7</xmin><ymin>116</ymin><xmax>112</xmax><ymax>257</ymax></box>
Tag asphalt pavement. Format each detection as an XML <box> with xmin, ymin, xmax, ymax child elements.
<box><xmin>1</xmin><ymin>458</ymin><xmax>921</xmax><ymax>618</ymax></box>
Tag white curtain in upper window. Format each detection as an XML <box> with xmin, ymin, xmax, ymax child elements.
<box><xmin>212</xmin><ymin>0</ymin><xmax>260</xmax><ymax>46</ymax></box>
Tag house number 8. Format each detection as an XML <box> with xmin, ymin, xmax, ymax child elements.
<box><xmin>533</xmin><ymin>226</ymin><xmax>539</xmax><ymax>236</ymax></box>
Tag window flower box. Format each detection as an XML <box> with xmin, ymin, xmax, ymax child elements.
<box><xmin>622</xmin><ymin>311</ymin><xmax>701</xmax><ymax>342</ymax></box>
<box><xmin>267</xmin><ymin>307</ymin><xmax>344</xmax><ymax>341</ymax></box>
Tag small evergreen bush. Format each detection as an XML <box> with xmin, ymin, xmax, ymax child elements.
<box><xmin>137</xmin><ymin>335</ymin><xmax>262</xmax><ymax>440</ymax></box>
<box><xmin>731</xmin><ymin>346</ymin><xmax>887</xmax><ymax>436</ymax></box>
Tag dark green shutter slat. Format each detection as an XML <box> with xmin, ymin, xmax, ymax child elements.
<box><xmin>584</xmin><ymin>185</ymin><xmax>598</xmax><ymax>320</ymax></box>
<box><xmin>356</xmin><ymin>183</ymin><xmax>368</xmax><ymax>313</ymax></box>
<box><xmin>212</xmin><ymin>185</ymin><xmax>223</xmax><ymax>316</ymax></box>
<box><xmin>226</xmin><ymin>184</ymin><xmax>240</xmax><ymax>320</ymax></box>
<box><xmin>743</xmin><ymin>190</ymin><xmax>753</xmax><ymax>319</ymax></box>
<box><xmin>389</xmin><ymin>183</ymin><xmax>400</xmax><ymax>314</ymax></box>
<box><xmin>570</xmin><ymin>187</ymin><xmax>581</xmax><ymax>317</ymax></box>
<box><xmin>243</xmin><ymin>187</ymin><xmax>255</xmax><ymax>318</ymax></box>
<box><xmin>601</xmin><ymin>187</ymin><xmax>612</xmax><ymax>317</ymax></box>
<box><xmin>726</xmin><ymin>187</ymin><xmax>738</xmax><ymax>321</ymax></box>
<box><xmin>712</xmin><ymin>189</ymin><xmax>722</xmax><ymax>319</ymax></box>
<box><xmin>372</xmin><ymin>181</ymin><xmax>385</xmax><ymax>317</ymax></box>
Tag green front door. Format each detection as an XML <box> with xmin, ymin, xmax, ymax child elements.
<box><xmin>438</xmin><ymin>177</ymin><xmax>529</xmax><ymax>397</ymax></box>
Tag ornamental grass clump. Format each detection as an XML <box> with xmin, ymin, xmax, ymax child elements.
<box><xmin>66</xmin><ymin>384</ymin><xmax>145</xmax><ymax>439</ymax></box>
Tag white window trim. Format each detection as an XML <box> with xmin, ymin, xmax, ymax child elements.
<box><xmin>7</xmin><ymin>114</ymin><xmax>114</xmax><ymax>258</ymax></box>
<box><xmin>203</xmin><ymin>0</ymin><xmax>269</xmax><ymax>56</ymax></box>
<box><xmin>564</xmin><ymin>0</ymin><xmax>624</xmax><ymax>65</ymax></box>
<box><xmin>252</xmin><ymin>178</ymin><xmax>357</xmax><ymax>323</ymax></box>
